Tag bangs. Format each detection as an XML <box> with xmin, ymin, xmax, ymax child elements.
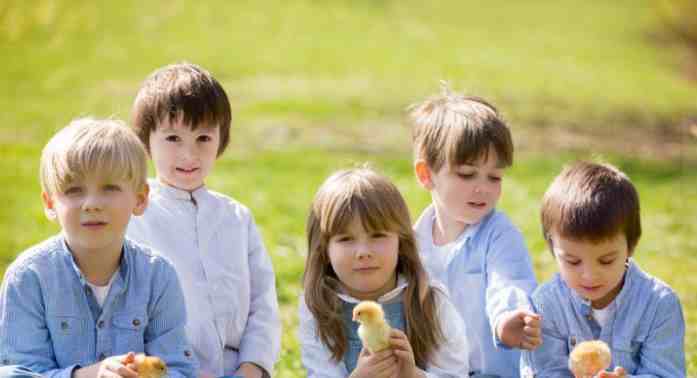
<box><xmin>322</xmin><ymin>192</ymin><xmax>398</xmax><ymax>237</ymax></box>
<box><xmin>41</xmin><ymin>118</ymin><xmax>147</xmax><ymax>195</ymax></box>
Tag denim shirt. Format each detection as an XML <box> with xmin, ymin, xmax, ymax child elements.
<box><xmin>0</xmin><ymin>235</ymin><xmax>197</xmax><ymax>378</ymax></box>
<box><xmin>415</xmin><ymin>206</ymin><xmax>537</xmax><ymax>378</ymax></box>
<box><xmin>520</xmin><ymin>260</ymin><xmax>686</xmax><ymax>377</ymax></box>
<box><xmin>341</xmin><ymin>301</ymin><xmax>406</xmax><ymax>373</ymax></box>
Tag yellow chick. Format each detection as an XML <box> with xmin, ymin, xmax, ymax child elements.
<box><xmin>352</xmin><ymin>300</ymin><xmax>392</xmax><ymax>353</ymax></box>
<box><xmin>133</xmin><ymin>353</ymin><xmax>168</xmax><ymax>378</ymax></box>
<box><xmin>569</xmin><ymin>340</ymin><xmax>612</xmax><ymax>378</ymax></box>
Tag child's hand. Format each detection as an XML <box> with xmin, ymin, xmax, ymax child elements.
<box><xmin>596</xmin><ymin>366</ymin><xmax>627</xmax><ymax>378</ymax></box>
<box><xmin>350</xmin><ymin>348</ymin><xmax>398</xmax><ymax>378</ymax></box>
<box><xmin>234</xmin><ymin>362</ymin><xmax>264</xmax><ymax>378</ymax></box>
<box><xmin>389</xmin><ymin>329</ymin><xmax>425</xmax><ymax>378</ymax></box>
<box><xmin>96</xmin><ymin>352</ymin><xmax>139</xmax><ymax>378</ymax></box>
<box><xmin>496</xmin><ymin>309</ymin><xmax>542</xmax><ymax>350</ymax></box>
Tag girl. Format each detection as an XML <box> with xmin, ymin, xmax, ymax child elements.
<box><xmin>298</xmin><ymin>167</ymin><xmax>469</xmax><ymax>378</ymax></box>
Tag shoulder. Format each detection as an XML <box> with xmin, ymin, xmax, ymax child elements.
<box><xmin>3</xmin><ymin>236</ymin><xmax>65</xmax><ymax>281</ymax></box>
<box><xmin>123</xmin><ymin>238</ymin><xmax>178</xmax><ymax>278</ymax></box>
<box><xmin>205</xmin><ymin>188</ymin><xmax>255</xmax><ymax>221</ymax></box>
<box><xmin>629</xmin><ymin>262</ymin><xmax>681</xmax><ymax>307</ymax></box>
<box><xmin>480</xmin><ymin>209</ymin><xmax>523</xmax><ymax>238</ymax></box>
<box><xmin>530</xmin><ymin>274</ymin><xmax>566</xmax><ymax>308</ymax></box>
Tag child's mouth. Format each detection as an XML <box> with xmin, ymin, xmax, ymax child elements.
<box><xmin>82</xmin><ymin>221</ymin><xmax>107</xmax><ymax>228</ymax></box>
<box><xmin>176</xmin><ymin>167</ymin><xmax>199</xmax><ymax>174</ymax></box>
<box><xmin>468</xmin><ymin>201</ymin><xmax>486</xmax><ymax>208</ymax></box>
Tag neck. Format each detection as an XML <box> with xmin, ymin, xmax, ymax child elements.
<box><xmin>431</xmin><ymin>206</ymin><xmax>468</xmax><ymax>245</ymax></box>
<box><xmin>68</xmin><ymin>243</ymin><xmax>122</xmax><ymax>286</ymax></box>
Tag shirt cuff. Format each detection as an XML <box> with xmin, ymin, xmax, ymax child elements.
<box><xmin>492</xmin><ymin>311</ymin><xmax>513</xmax><ymax>350</ymax></box>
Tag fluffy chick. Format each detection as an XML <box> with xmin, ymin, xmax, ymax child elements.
<box><xmin>569</xmin><ymin>340</ymin><xmax>612</xmax><ymax>378</ymax></box>
<box><xmin>133</xmin><ymin>353</ymin><xmax>168</xmax><ymax>378</ymax></box>
<box><xmin>352</xmin><ymin>300</ymin><xmax>392</xmax><ymax>353</ymax></box>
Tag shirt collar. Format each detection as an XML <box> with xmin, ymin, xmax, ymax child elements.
<box><xmin>150</xmin><ymin>178</ymin><xmax>207</xmax><ymax>202</ymax></box>
<box><xmin>60</xmin><ymin>235</ymin><xmax>128</xmax><ymax>291</ymax></box>
<box><xmin>422</xmin><ymin>204</ymin><xmax>492</xmax><ymax>247</ymax></box>
<box><xmin>337</xmin><ymin>275</ymin><xmax>409</xmax><ymax>304</ymax></box>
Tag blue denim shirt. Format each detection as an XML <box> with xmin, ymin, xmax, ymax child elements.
<box><xmin>0</xmin><ymin>235</ymin><xmax>197</xmax><ymax>378</ymax></box>
<box><xmin>520</xmin><ymin>260</ymin><xmax>685</xmax><ymax>377</ymax></box>
<box><xmin>415</xmin><ymin>206</ymin><xmax>537</xmax><ymax>377</ymax></box>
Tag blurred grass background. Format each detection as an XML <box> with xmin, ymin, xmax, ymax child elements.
<box><xmin>1</xmin><ymin>0</ymin><xmax>696</xmax><ymax>376</ymax></box>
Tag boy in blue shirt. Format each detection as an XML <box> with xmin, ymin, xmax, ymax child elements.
<box><xmin>0</xmin><ymin>118</ymin><xmax>196</xmax><ymax>378</ymax></box>
<box><xmin>408</xmin><ymin>83</ymin><xmax>541</xmax><ymax>377</ymax></box>
<box><xmin>520</xmin><ymin>161</ymin><xmax>685</xmax><ymax>377</ymax></box>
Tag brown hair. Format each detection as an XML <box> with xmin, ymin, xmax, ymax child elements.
<box><xmin>40</xmin><ymin>117</ymin><xmax>148</xmax><ymax>197</ymax></box>
<box><xmin>407</xmin><ymin>82</ymin><xmax>513</xmax><ymax>172</ymax></box>
<box><xmin>541</xmin><ymin>161</ymin><xmax>642</xmax><ymax>254</ymax></box>
<box><xmin>131</xmin><ymin>62</ymin><xmax>231</xmax><ymax>156</ymax></box>
<box><xmin>303</xmin><ymin>167</ymin><xmax>443</xmax><ymax>367</ymax></box>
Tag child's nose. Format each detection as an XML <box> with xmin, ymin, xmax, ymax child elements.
<box><xmin>355</xmin><ymin>242</ymin><xmax>373</xmax><ymax>258</ymax></box>
<box><xmin>82</xmin><ymin>194</ymin><xmax>104</xmax><ymax>211</ymax></box>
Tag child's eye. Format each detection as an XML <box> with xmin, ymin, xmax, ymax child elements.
<box><xmin>335</xmin><ymin>235</ymin><xmax>353</xmax><ymax>243</ymax></box>
<box><xmin>457</xmin><ymin>173</ymin><xmax>475</xmax><ymax>180</ymax></box>
<box><xmin>371</xmin><ymin>232</ymin><xmax>388</xmax><ymax>238</ymax></box>
<box><xmin>64</xmin><ymin>187</ymin><xmax>83</xmax><ymax>195</ymax></box>
<box><xmin>565</xmin><ymin>259</ymin><xmax>581</xmax><ymax>266</ymax></box>
<box><xmin>197</xmin><ymin>135</ymin><xmax>212</xmax><ymax>142</ymax></box>
<box><xmin>104</xmin><ymin>184</ymin><xmax>122</xmax><ymax>192</ymax></box>
<box><xmin>165</xmin><ymin>135</ymin><xmax>180</xmax><ymax>142</ymax></box>
<box><xmin>488</xmin><ymin>175</ymin><xmax>502</xmax><ymax>182</ymax></box>
<box><xmin>599</xmin><ymin>259</ymin><xmax>616</xmax><ymax>265</ymax></box>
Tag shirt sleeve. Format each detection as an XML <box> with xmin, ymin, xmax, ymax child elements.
<box><xmin>144</xmin><ymin>259</ymin><xmax>198</xmax><ymax>378</ymax></box>
<box><xmin>629</xmin><ymin>292</ymin><xmax>686</xmax><ymax>377</ymax></box>
<box><xmin>424</xmin><ymin>289</ymin><xmax>470</xmax><ymax>377</ymax></box>
<box><xmin>0</xmin><ymin>265</ymin><xmax>77</xmax><ymax>378</ymax></box>
<box><xmin>484</xmin><ymin>217</ymin><xmax>538</xmax><ymax>347</ymax></box>
<box><xmin>519</xmin><ymin>298</ymin><xmax>571</xmax><ymax>378</ymax></box>
<box><xmin>297</xmin><ymin>297</ymin><xmax>347</xmax><ymax>378</ymax></box>
<box><xmin>236</xmin><ymin>216</ymin><xmax>282</xmax><ymax>376</ymax></box>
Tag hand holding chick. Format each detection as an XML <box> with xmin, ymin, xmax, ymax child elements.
<box><xmin>122</xmin><ymin>352</ymin><xmax>168</xmax><ymax>378</ymax></box>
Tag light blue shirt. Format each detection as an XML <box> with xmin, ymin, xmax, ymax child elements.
<box><xmin>414</xmin><ymin>206</ymin><xmax>537</xmax><ymax>378</ymax></box>
<box><xmin>520</xmin><ymin>260</ymin><xmax>686</xmax><ymax>377</ymax></box>
<box><xmin>0</xmin><ymin>235</ymin><xmax>197</xmax><ymax>378</ymax></box>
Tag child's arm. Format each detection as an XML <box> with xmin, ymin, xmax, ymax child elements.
<box><xmin>484</xmin><ymin>217</ymin><xmax>538</xmax><ymax>348</ymax></box>
<box><xmin>235</xmin><ymin>217</ymin><xmax>281</xmax><ymax>377</ymax></box>
<box><xmin>519</xmin><ymin>300</ymin><xmax>571</xmax><ymax>377</ymax></box>
<box><xmin>630</xmin><ymin>292</ymin><xmax>685</xmax><ymax>377</ymax></box>
<box><xmin>143</xmin><ymin>259</ymin><xmax>198</xmax><ymax>378</ymax></box>
<box><xmin>297</xmin><ymin>298</ymin><xmax>347</xmax><ymax>378</ymax></box>
<box><xmin>0</xmin><ymin>265</ymin><xmax>78</xmax><ymax>378</ymax></box>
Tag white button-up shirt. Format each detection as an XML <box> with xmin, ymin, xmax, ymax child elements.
<box><xmin>298</xmin><ymin>277</ymin><xmax>470</xmax><ymax>377</ymax></box>
<box><xmin>127</xmin><ymin>180</ymin><xmax>281</xmax><ymax>376</ymax></box>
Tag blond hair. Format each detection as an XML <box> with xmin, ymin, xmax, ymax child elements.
<box><xmin>303</xmin><ymin>167</ymin><xmax>443</xmax><ymax>367</ymax></box>
<box><xmin>40</xmin><ymin>118</ymin><xmax>148</xmax><ymax>196</ymax></box>
<box><xmin>407</xmin><ymin>82</ymin><xmax>513</xmax><ymax>172</ymax></box>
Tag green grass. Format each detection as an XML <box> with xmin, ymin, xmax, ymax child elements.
<box><xmin>1</xmin><ymin>1</ymin><xmax>696</xmax><ymax>376</ymax></box>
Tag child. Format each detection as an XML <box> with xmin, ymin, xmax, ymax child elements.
<box><xmin>298</xmin><ymin>167</ymin><xmax>470</xmax><ymax>377</ymax></box>
<box><xmin>408</xmin><ymin>84</ymin><xmax>541</xmax><ymax>377</ymax></box>
<box><xmin>520</xmin><ymin>161</ymin><xmax>686</xmax><ymax>377</ymax></box>
<box><xmin>0</xmin><ymin>118</ymin><xmax>196</xmax><ymax>377</ymax></box>
<box><xmin>127</xmin><ymin>62</ymin><xmax>281</xmax><ymax>378</ymax></box>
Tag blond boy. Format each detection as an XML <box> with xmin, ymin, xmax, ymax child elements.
<box><xmin>0</xmin><ymin>118</ymin><xmax>195</xmax><ymax>378</ymax></box>
<box><xmin>408</xmin><ymin>84</ymin><xmax>540</xmax><ymax>377</ymax></box>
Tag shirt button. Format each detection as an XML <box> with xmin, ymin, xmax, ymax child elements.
<box><xmin>98</xmin><ymin>353</ymin><xmax>106</xmax><ymax>361</ymax></box>
<box><xmin>587</xmin><ymin>315</ymin><xmax>593</xmax><ymax>320</ymax></box>
<box><xmin>132</xmin><ymin>318</ymin><xmax>141</xmax><ymax>327</ymax></box>
<box><xmin>184</xmin><ymin>350</ymin><xmax>192</xmax><ymax>358</ymax></box>
<box><xmin>61</xmin><ymin>321</ymin><xmax>69</xmax><ymax>330</ymax></box>
<box><xmin>97</xmin><ymin>320</ymin><xmax>105</xmax><ymax>328</ymax></box>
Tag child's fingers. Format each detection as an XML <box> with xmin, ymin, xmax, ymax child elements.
<box><xmin>370</xmin><ymin>352</ymin><xmax>398</xmax><ymax>371</ymax></box>
<box><xmin>523</xmin><ymin>323</ymin><xmax>542</xmax><ymax>338</ymax></box>
<box><xmin>369</xmin><ymin>349</ymin><xmax>396</xmax><ymax>363</ymax></box>
<box><xmin>120</xmin><ymin>352</ymin><xmax>136</xmax><ymax>365</ymax></box>
<box><xmin>614</xmin><ymin>366</ymin><xmax>627</xmax><ymax>377</ymax></box>
<box><xmin>389</xmin><ymin>328</ymin><xmax>408</xmax><ymax>339</ymax></box>
<box><xmin>389</xmin><ymin>335</ymin><xmax>412</xmax><ymax>351</ymax></box>
<box><xmin>523</xmin><ymin>313</ymin><xmax>542</xmax><ymax>328</ymax></box>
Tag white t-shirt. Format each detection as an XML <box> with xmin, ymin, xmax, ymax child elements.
<box><xmin>592</xmin><ymin>304</ymin><xmax>614</xmax><ymax>328</ymax></box>
<box><xmin>86</xmin><ymin>271</ymin><xmax>117</xmax><ymax>307</ymax></box>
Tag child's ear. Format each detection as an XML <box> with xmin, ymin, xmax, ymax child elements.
<box><xmin>414</xmin><ymin>160</ymin><xmax>434</xmax><ymax>190</ymax></box>
<box><xmin>41</xmin><ymin>192</ymin><xmax>57</xmax><ymax>221</ymax></box>
<box><xmin>132</xmin><ymin>183</ymin><xmax>150</xmax><ymax>216</ymax></box>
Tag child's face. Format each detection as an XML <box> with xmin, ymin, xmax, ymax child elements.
<box><xmin>552</xmin><ymin>232</ymin><xmax>629</xmax><ymax>309</ymax></box>
<box><xmin>418</xmin><ymin>148</ymin><xmax>503</xmax><ymax>227</ymax></box>
<box><xmin>42</xmin><ymin>175</ymin><xmax>148</xmax><ymax>258</ymax></box>
<box><xmin>327</xmin><ymin>216</ymin><xmax>399</xmax><ymax>301</ymax></box>
<box><xmin>149</xmin><ymin>118</ymin><xmax>220</xmax><ymax>192</ymax></box>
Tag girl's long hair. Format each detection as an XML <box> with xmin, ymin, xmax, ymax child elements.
<box><xmin>302</xmin><ymin>167</ymin><xmax>444</xmax><ymax>368</ymax></box>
